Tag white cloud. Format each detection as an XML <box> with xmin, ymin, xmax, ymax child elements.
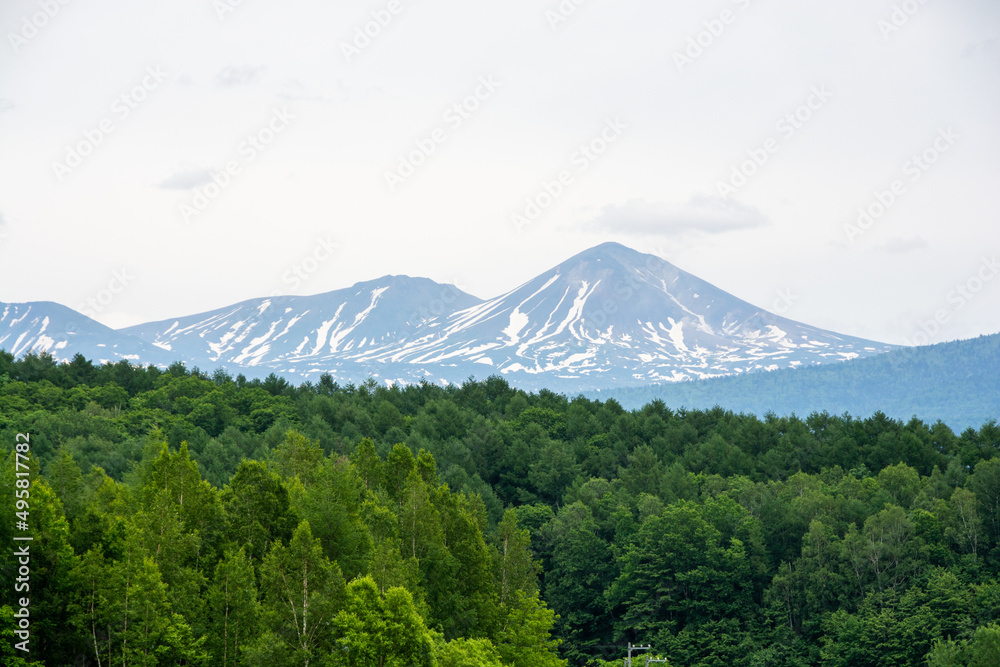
<box><xmin>158</xmin><ymin>168</ymin><xmax>215</xmax><ymax>190</ymax></box>
<box><xmin>214</xmin><ymin>64</ymin><xmax>266</xmax><ymax>87</ymax></box>
<box><xmin>585</xmin><ymin>197</ymin><xmax>767</xmax><ymax>236</ymax></box>
<box><xmin>878</xmin><ymin>237</ymin><xmax>928</xmax><ymax>255</ymax></box>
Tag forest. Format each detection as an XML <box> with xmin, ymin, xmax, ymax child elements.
<box><xmin>1</xmin><ymin>350</ymin><xmax>999</xmax><ymax>666</ymax></box>
<box><xmin>596</xmin><ymin>332</ymin><xmax>1000</xmax><ymax>432</ymax></box>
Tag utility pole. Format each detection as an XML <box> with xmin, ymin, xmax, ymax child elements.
<box><xmin>625</xmin><ymin>642</ymin><xmax>651</xmax><ymax>667</ymax></box>
<box><xmin>645</xmin><ymin>658</ymin><xmax>670</xmax><ymax>666</ymax></box>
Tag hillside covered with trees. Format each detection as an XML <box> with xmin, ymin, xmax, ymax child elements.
<box><xmin>2</xmin><ymin>350</ymin><xmax>1000</xmax><ymax>666</ymax></box>
<box><xmin>595</xmin><ymin>333</ymin><xmax>1000</xmax><ymax>431</ymax></box>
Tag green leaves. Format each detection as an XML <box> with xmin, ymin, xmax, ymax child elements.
<box><xmin>10</xmin><ymin>365</ymin><xmax>1000</xmax><ymax>667</ymax></box>
<box><xmin>329</xmin><ymin>577</ymin><xmax>434</xmax><ymax>667</ymax></box>
<box><xmin>495</xmin><ymin>591</ymin><xmax>566</xmax><ymax>667</ymax></box>
<box><xmin>256</xmin><ymin>521</ymin><xmax>346</xmax><ymax>663</ymax></box>
<box><xmin>69</xmin><ymin>526</ymin><xmax>206</xmax><ymax>667</ymax></box>
<box><xmin>206</xmin><ymin>547</ymin><xmax>258</xmax><ymax>667</ymax></box>
<box><xmin>434</xmin><ymin>637</ymin><xmax>505</xmax><ymax>667</ymax></box>
<box><xmin>222</xmin><ymin>460</ymin><xmax>297</xmax><ymax>566</ymax></box>
<box><xmin>290</xmin><ymin>454</ymin><xmax>372</xmax><ymax>579</ymax></box>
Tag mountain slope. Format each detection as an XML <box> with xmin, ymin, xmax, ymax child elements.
<box><xmin>0</xmin><ymin>301</ymin><xmax>186</xmax><ymax>367</ymax></box>
<box><xmin>4</xmin><ymin>244</ymin><xmax>900</xmax><ymax>390</ymax></box>
<box><xmin>120</xmin><ymin>275</ymin><xmax>482</xmax><ymax>373</ymax></box>
<box><xmin>345</xmin><ymin>242</ymin><xmax>893</xmax><ymax>388</ymax></box>
<box><xmin>593</xmin><ymin>333</ymin><xmax>1000</xmax><ymax>430</ymax></box>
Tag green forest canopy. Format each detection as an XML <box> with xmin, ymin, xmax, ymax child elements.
<box><xmin>1</xmin><ymin>350</ymin><xmax>999</xmax><ymax>666</ymax></box>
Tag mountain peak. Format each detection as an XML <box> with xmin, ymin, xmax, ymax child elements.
<box><xmin>561</xmin><ymin>242</ymin><xmax>681</xmax><ymax>275</ymax></box>
<box><xmin>568</xmin><ymin>241</ymin><xmax>644</xmax><ymax>261</ymax></box>
<box><xmin>3</xmin><ymin>244</ymin><xmax>897</xmax><ymax>392</ymax></box>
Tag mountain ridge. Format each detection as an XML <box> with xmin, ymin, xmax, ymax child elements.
<box><xmin>2</xmin><ymin>243</ymin><xmax>897</xmax><ymax>389</ymax></box>
<box><xmin>590</xmin><ymin>332</ymin><xmax>1000</xmax><ymax>431</ymax></box>
<box><xmin>0</xmin><ymin>300</ymin><xmax>191</xmax><ymax>367</ymax></box>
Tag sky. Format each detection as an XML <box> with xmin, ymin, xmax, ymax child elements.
<box><xmin>0</xmin><ymin>0</ymin><xmax>998</xmax><ymax>347</ymax></box>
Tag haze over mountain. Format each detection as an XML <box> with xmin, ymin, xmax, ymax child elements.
<box><xmin>0</xmin><ymin>243</ymin><xmax>896</xmax><ymax>391</ymax></box>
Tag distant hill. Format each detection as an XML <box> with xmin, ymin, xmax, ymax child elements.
<box><xmin>589</xmin><ymin>333</ymin><xmax>1000</xmax><ymax>431</ymax></box>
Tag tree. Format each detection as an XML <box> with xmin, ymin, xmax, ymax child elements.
<box><xmin>529</xmin><ymin>440</ymin><xmax>578</xmax><ymax>503</ymax></box>
<box><xmin>968</xmin><ymin>458</ymin><xmax>1000</xmax><ymax>556</ymax></box>
<box><xmin>330</xmin><ymin>577</ymin><xmax>435</xmax><ymax>667</ymax></box>
<box><xmin>256</xmin><ymin>521</ymin><xmax>346</xmax><ymax>666</ymax></box>
<box><xmin>434</xmin><ymin>637</ymin><xmax>505</xmax><ymax>667</ymax></box>
<box><xmin>398</xmin><ymin>469</ymin><xmax>456</xmax><ymax>632</ymax></box>
<box><xmin>69</xmin><ymin>526</ymin><xmax>204</xmax><ymax>667</ymax></box>
<box><xmin>385</xmin><ymin>443</ymin><xmax>417</xmax><ymax>503</ymax></box>
<box><xmin>946</xmin><ymin>488</ymin><xmax>982</xmax><ymax>559</ymax></box>
<box><xmin>617</xmin><ymin>444</ymin><xmax>664</xmax><ymax>497</ymax></box>
<box><xmin>492</xmin><ymin>509</ymin><xmax>540</xmax><ymax>607</ymax></box>
<box><xmin>19</xmin><ymin>479</ymin><xmax>81</xmax><ymax>663</ymax></box>
<box><xmin>862</xmin><ymin>505</ymin><xmax>918</xmax><ymax>594</ymax></box>
<box><xmin>351</xmin><ymin>438</ymin><xmax>384</xmax><ymax>491</ymax></box>
<box><xmin>274</xmin><ymin>430</ymin><xmax>323</xmax><ymax>487</ymax></box>
<box><xmin>207</xmin><ymin>547</ymin><xmax>259</xmax><ymax>667</ymax></box>
<box><xmin>43</xmin><ymin>448</ymin><xmax>89</xmax><ymax>524</ymax></box>
<box><xmin>433</xmin><ymin>485</ymin><xmax>497</xmax><ymax>638</ymax></box>
<box><xmin>222</xmin><ymin>460</ymin><xmax>297</xmax><ymax>567</ymax></box>
<box><xmin>0</xmin><ymin>606</ymin><xmax>45</xmax><ymax>667</ymax></box>
<box><xmin>609</xmin><ymin>500</ymin><xmax>755</xmax><ymax>662</ymax></box>
<box><xmin>495</xmin><ymin>591</ymin><xmax>566</xmax><ymax>667</ymax></box>
<box><xmin>292</xmin><ymin>455</ymin><xmax>372</xmax><ymax>579</ymax></box>
<box><xmin>544</xmin><ymin>502</ymin><xmax>616</xmax><ymax>662</ymax></box>
<box><xmin>136</xmin><ymin>440</ymin><xmax>225</xmax><ymax>557</ymax></box>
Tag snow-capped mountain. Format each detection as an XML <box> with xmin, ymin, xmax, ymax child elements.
<box><xmin>0</xmin><ymin>301</ymin><xmax>185</xmax><ymax>367</ymax></box>
<box><xmin>322</xmin><ymin>242</ymin><xmax>892</xmax><ymax>389</ymax></box>
<box><xmin>120</xmin><ymin>275</ymin><xmax>481</xmax><ymax>376</ymax></box>
<box><xmin>2</xmin><ymin>244</ymin><xmax>898</xmax><ymax>389</ymax></box>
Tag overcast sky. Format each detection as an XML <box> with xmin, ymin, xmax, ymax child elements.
<box><xmin>1</xmin><ymin>0</ymin><xmax>998</xmax><ymax>347</ymax></box>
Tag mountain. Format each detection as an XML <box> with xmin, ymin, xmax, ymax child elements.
<box><xmin>593</xmin><ymin>333</ymin><xmax>1000</xmax><ymax>431</ymax></box>
<box><xmin>115</xmin><ymin>243</ymin><xmax>895</xmax><ymax>389</ymax></box>
<box><xmin>120</xmin><ymin>275</ymin><xmax>482</xmax><ymax>381</ymax></box>
<box><xmin>3</xmin><ymin>244</ymin><xmax>899</xmax><ymax>389</ymax></box>
<box><xmin>0</xmin><ymin>301</ymin><xmax>186</xmax><ymax>367</ymax></box>
<box><xmin>328</xmin><ymin>242</ymin><xmax>893</xmax><ymax>389</ymax></box>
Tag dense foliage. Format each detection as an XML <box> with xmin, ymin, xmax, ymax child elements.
<box><xmin>2</xmin><ymin>350</ymin><xmax>999</xmax><ymax>666</ymax></box>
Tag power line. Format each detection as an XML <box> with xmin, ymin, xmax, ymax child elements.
<box><xmin>625</xmin><ymin>642</ymin><xmax>651</xmax><ymax>667</ymax></box>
